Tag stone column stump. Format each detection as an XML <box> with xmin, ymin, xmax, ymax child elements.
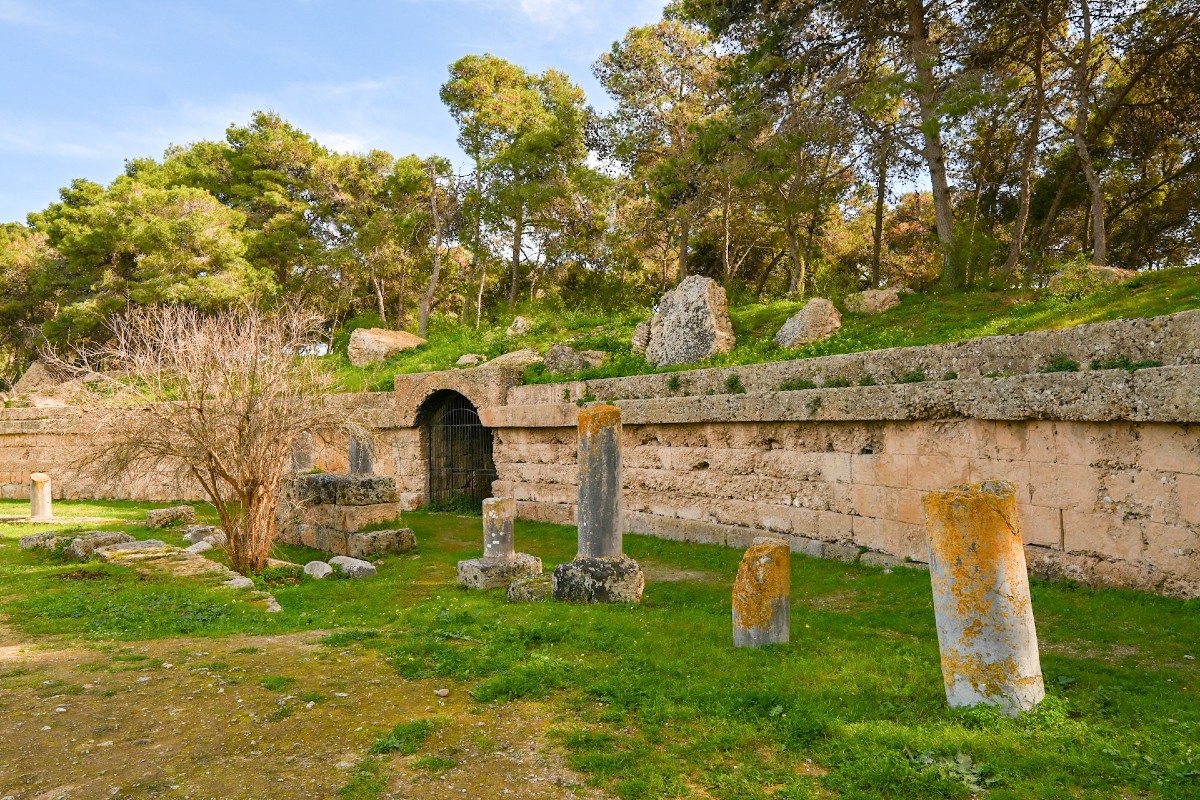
<box><xmin>923</xmin><ymin>480</ymin><xmax>1045</xmax><ymax>715</ymax></box>
<box><xmin>29</xmin><ymin>473</ymin><xmax>52</xmax><ymax>522</ymax></box>
<box><xmin>349</xmin><ymin>436</ymin><xmax>374</xmax><ymax>475</ymax></box>
<box><xmin>733</xmin><ymin>536</ymin><xmax>791</xmax><ymax>647</ymax></box>
<box><xmin>552</xmin><ymin>406</ymin><xmax>644</xmax><ymax>603</ymax></box>
<box><xmin>457</xmin><ymin>497</ymin><xmax>542</xmax><ymax>590</ymax></box>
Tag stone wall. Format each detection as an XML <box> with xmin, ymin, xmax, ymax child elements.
<box><xmin>1</xmin><ymin>310</ymin><xmax>1197</xmax><ymax>596</ymax></box>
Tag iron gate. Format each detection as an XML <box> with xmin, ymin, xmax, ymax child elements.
<box><xmin>426</xmin><ymin>393</ymin><xmax>496</xmax><ymax>510</ymax></box>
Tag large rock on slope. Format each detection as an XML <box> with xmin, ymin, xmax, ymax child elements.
<box><xmin>482</xmin><ymin>349</ymin><xmax>542</xmax><ymax>369</ymax></box>
<box><xmin>774</xmin><ymin>298</ymin><xmax>842</xmax><ymax>349</ymax></box>
<box><xmin>544</xmin><ymin>345</ymin><xmax>607</xmax><ymax>375</ymax></box>
<box><xmin>844</xmin><ymin>287</ymin><xmax>904</xmax><ymax>315</ymax></box>
<box><xmin>645</xmin><ymin>276</ymin><xmax>736</xmax><ymax>367</ymax></box>
<box><xmin>347</xmin><ymin>328</ymin><xmax>426</xmax><ymax>367</ymax></box>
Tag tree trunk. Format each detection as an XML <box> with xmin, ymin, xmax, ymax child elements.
<box><xmin>785</xmin><ymin>224</ymin><xmax>803</xmax><ymax>294</ymax></box>
<box><xmin>906</xmin><ymin>0</ymin><xmax>959</xmax><ymax>287</ymax></box>
<box><xmin>472</xmin><ymin>162</ymin><xmax>485</xmax><ymax>329</ymax></box>
<box><xmin>1003</xmin><ymin>38</ymin><xmax>1045</xmax><ymax>277</ymax></box>
<box><xmin>509</xmin><ymin>205</ymin><xmax>523</xmax><ymax>308</ymax></box>
<box><xmin>721</xmin><ymin>179</ymin><xmax>732</xmax><ymax>288</ymax></box>
<box><xmin>371</xmin><ymin>274</ymin><xmax>387</xmax><ymax>324</ymax></box>
<box><xmin>872</xmin><ymin>141</ymin><xmax>888</xmax><ymax>288</ymax></box>
<box><xmin>419</xmin><ymin>161</ymin><xmax>443</xmax><ymax>337</ymax></box>
<box><xmin>677</xmin><ymin>209</ymin><xmax>690</xmax><ymax>283</ymax></box>
<box><xmin>1073</xmin><ymin>0</ymin><xmax>1107</xmax><ymax>265</ymax></box>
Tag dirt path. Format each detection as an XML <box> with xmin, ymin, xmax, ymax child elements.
<box><xmin>0</xmin><ymin>623</ymin><xmax>608</xmax><ymax>800</ymax></box>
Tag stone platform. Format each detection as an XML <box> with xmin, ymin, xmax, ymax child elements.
<box><xmin>276</xmin><ymin>473</ymin><xmax>415</xmax><ymax>559</ymax></box>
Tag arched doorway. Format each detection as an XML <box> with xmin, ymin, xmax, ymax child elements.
<box><xmin>420</xmin><ymin>390</ymin><xmax>496</xmax><ymax>511</ymax></box>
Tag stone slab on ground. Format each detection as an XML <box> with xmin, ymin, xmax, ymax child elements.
<box><xmin>508</xmin><ymin>573</ymin><xmax>553</xmax><ymax>602</ymax></box>
<box><xmin>305</xmin><ymin>560</ymin><xmax>334</xmax><ymax>579</ymax></box>
<box><xmin>844</xmin><ymin>287</ymin><xmax>904</xmax><ymax>314</ymax></box>
<box><xmin>552</xmin><ymin>555</ymin><xmax>644</xmax><ymax>603</ymax></box>
<box><xmin>457</xmin><ymin>553</ymin><xmax>542</xmax><ymax>590</ymax></box>
<box><xmin>345</xmin><ymin>528</ymin><xmax>416</xmax><ymax>559</ymax></box>
<box><xmin>146</xmin><ymin>506</ymin><xmax>196</xmax><ymax>528</ymax></box>
<box><xmin>329</xmin><ymin>555</ymin><xmax>377</xmax><ymax>578</ymax></box>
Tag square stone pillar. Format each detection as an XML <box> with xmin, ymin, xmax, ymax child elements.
<box><xmin>29</xmin><ymin>473</ymin><xmax>52</xmax><ymax>522</ymax></box>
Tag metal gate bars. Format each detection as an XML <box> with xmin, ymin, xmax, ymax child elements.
<box><xmin>426</xmin><ymin>392</ymin><xmax>497</xmax><ymax>511</ymax></box>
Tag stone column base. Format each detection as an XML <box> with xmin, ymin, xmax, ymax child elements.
<box><xmin>552</xmin><ymin>555</ymin><xmax>644</xmax><ymax>603</ymax></box>
<box><xmin>456</xmin><ymin>553</ymin><xmax>542</xmax><ymax>590</ymax></box>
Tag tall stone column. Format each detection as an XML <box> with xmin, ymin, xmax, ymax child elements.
<box><xmin>733</xmin><ymin>537</ymin><xmax>791</xmax><ymax>647</ymax></box>
<box><xmin>552</xmin><ymin>406</ymin><xmax>644</xmax><ymax>603</ymax></box>
<box><xmin>29</xmin><ymin>473</ymin><xmax>53</xmax><ymax>521</ymax></box>
<box><xmin>923</xmin><ymin>480</ymin><xmax>1045</xmax><ymax>715</ymax></box>
<box><xmin>457</xmin><ymin>496</ymin><xmax>541</xmax><ymax>589</ymax></box>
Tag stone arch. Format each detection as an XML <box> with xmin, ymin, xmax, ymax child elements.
<box><xmin>417</xmin><ymin>389</ymin><xmax>496</xmax><ymax>510</ymax></box>
<box><xmin>393</xmin><ymin>367</ymin><xmax>522</xmax><ymax>428</ymax></box>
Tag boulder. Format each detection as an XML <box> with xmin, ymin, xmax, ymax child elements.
<box><xmin>1048</xmin><ymin>264</ymin><xmax>1137</xmax><ymax>294</ymax></box>
<box><xmin>505</xmin><ymin>316</ymin><xmax>532</xmax><ymax>337</ymax></box>
<box><xmin>347</xmin><ymin>328</ymin><xmax>426</xmax><ymax>367</ymax></box>
<box><xmin>631</xmin><ymin>322</ymin><xmax>651</xmax><ymax>356</ymax></box>
<box><xmin>146</xmin><ymin>506</ymin><xmax>196</xmax><ymax>528</ymax></box>
<box><xmin>304</xmin><ymin>561</ymin><xmax>334</xmax><ymax>579</ymax></box>
<box><xmin>64</xmin><ymin>531</ymin><xmax>135</xmax><ymax>560</ymax></box>
<box><xmin>774</xmin><ymin>298</ymin><xmax>842</xmax><ymax>349</ymax></box>
<box><xmin>544</xmin><ymin>345</ymin><xmax>607</xmax><ymax>375</ymax></box>
<box><xmin>185</xmin><ymin>540</ymin><xmax>213</xmax><ymax>554</ymax></box>
<box><xmin>482</xmin><ymin>349</ymin><xmax>542</xmax><ymax>369</ymax></box>
<box><xmin>223</xmin><ymin>575</ymin><xmax>255</xmax><ymax>590</ymax></box>
<box><xmin>12</xmin><ymin>361</ymin><xmax>63</xmax><ymax>394</ymax></box>
<box><xmin>844</xmin><ymin>287</ymin><xmax>904</xmax><ymax>315</ymax></box>
<box><xmin>183</xmin><ymin>525</ymin><xmax>221</xmax><ymax>543</ymax></box>
<box><xmin>329</xmin><ymin>555</ymin><xmax>377</xmax><ymax>578</ymax></box>
<box><xmin>646</xmin><ymin>276</ymin><xmax>736</xmax><ymax>367</ymax></box>
<box><xmin>507</xmin><ymin>573</ymin><xmax>553</xmax><ymax>602</ymax></box>
<box><xmin>455</xmin><ymin>353</ymin><xmax>486</xmax><ymax>367</ymax></box>
<box><xmin>552</xmin><ymin>555</ymin><xmax>645</xmax><ymax>604</ymax></box>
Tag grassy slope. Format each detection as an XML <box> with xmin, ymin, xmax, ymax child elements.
<box><xmin>2</xmin><ymin>500</ymin><xmax>1197</xmax><ymax>799</ymax></box>
<box><xmin>324</xmin><ymin>267</ymin><xmax>1200</xmax><ymax>392</ymax></box>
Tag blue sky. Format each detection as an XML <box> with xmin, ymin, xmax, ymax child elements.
<box><xmin>0</xmin><ymin>0</ymin><xmax>668</xmax><ymax>224</ymax></box>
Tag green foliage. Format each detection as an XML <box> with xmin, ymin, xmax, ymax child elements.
<box><xmin>1090</xmin><ymin>356</ymin><xmax>1162</xmax><ymax>372</ymax></box>
<box><xmin>858</xmin><ymin>375</ymin><xmax>879</xmax><ymax>386</ymax></box>
<box><xmin>369</xmin><ymin>719</ymin><xmax>437</xmax><ymax>755</ymax></box>
<box><xmin>898</xmin><ymin>371</ymin><xmax>927</xmax><ymax>384</ymax></box>
<box><xmin>724</xmin><ymin>374</ymin><xmax>746</xmax><ymax>394</ymax></box>
<box><xmin>779</xmin><ymin>378</ymin><xmax>817</xmax><ymax>391</ymax></box>
<box><xmin>823</xmin><ymin>377</ymin><xmax>851</xmax><ymax>388</ymax></box>
<box><xmin>1043</xmin><ymin>356</ymin><xmax>1081</xmax><ymax>373</ymax></box>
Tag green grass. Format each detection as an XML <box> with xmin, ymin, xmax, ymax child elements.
<box><xmin>2</xmin><ymin>500</ymin><xmax>1198</xmax><ymax>798</ymax></box>
<box><xmin>325</xmin><ymin>267</ymin><xmax>1200</xmax><ymax>391</ymax></box>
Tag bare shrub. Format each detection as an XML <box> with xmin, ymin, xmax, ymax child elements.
<box><xmin>47</xmin><ymin>304</ymin><xmax>363</xmax><ymax>574</ymax></box>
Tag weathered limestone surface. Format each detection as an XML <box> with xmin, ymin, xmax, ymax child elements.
<box><xmin>347</xmin><ymin>328</ymin><xmax>426</xmax><ymax>367</ymax></box>
<box><xmin>923</xmin><ymin>481</ymin><xmax>1045</xmax><ymax>715</ymax></box>
<box><xmin>774</xmin><ymin>298</ymin><xmax>842</xmax><ymax>349</ymax></box>
<box><xmin>844</xmin><ymin>287</ymin><xmax>904</xmax><ymax>314</ymax></box>
<box><xmin>552</xmin><ymin>555</ymin><xmax>645</xmax><ymax>603</ymax></box>
<box><xmin>507</xmin><ymin>573</ymin><xmax>552</xmax><ymax>602</ymax></box>
<box><xmin>484</xmin><ymin>349</ymin><xmax>542</xmax><ymax>369</ymax></box>
<box><xmin>506</xmin><ymin>316</ymin><xmax>532</xmax><ymax>337</ymax></box>
<box><xmin>733</xmin><ymin>536</ymin><xmax>791</xmax><ymax>647</ymax></box>
<box><xmin>329</xmin><ymin>555</ymin><xmax>377</xmax><ymax>578</ymax></box>
<box><xmin>349</xmin><ymin>436</ymin><xmax>374</xmax><ymax>474</ymax></box>
<box><xmin>276</xmin><ymin>473</ymin><xmax>410</xmax><ymax>558</ymax></box>
<box><xmin>457</xmin><ymin>496</ymin><xmax>541</xmax><ymax>589</ymax></box>
<box><xmin>646</xmin><ymin>275</ymin><xmax>736</xmax><ymax>367</ymax></box>
<box><xmin>631</xmin><ymin>322</ymin><xmax>651</xmax><ymax>356</ymax></box>
<box><xmin>544</xmin><ymin>345</ymin><xmax>606</xmax><ymax>375</ymax></box>
<box><xmin>146</xmin><ymin>505</ymin><xmax>196</xmax><ymax>528</ymax></box>
<box><xmin>19</xmin><ymin>529</ymin><xmax>134</xmax><ymax>559</ymax></box>
<box><xmin>29</xmin><ymin>473</ymin><xmax>52</xmax><ymax>521</ymax></box>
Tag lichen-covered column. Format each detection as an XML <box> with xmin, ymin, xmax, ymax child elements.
<box><xmin>733</xmin><ymin>536</ymin><xmax>791</xmax><ymax>647</ymax></box>
<box><xmin>29</xmin><ymin>473</ymin><xmax>52</xmax><ymax>521</ymax></box>
<box><xmin>923</xmin><ymin>480</ymin><xmax>1045</xmax><ymax>715</ymax></box>
<box><xmin>457</xmin><ymin>497</ymin><xmax>541</xmax><ymax>590</ymax></box>
<box><xmin>552</xmin><ymin>406</ymin><xmax>644</xmax><ymax>603</ymax></box>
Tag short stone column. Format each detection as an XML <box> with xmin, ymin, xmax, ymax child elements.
<box><xmin>732</xmin><ymin>537</ymin><xmax>791</xmax><ymax>647</ymax></box>
<box><xmin>29</xmin><ymin>473</ymin><xmax>52</xmax><ymax>521</ymax></box>
<box><xmin>457</xmin><ymin>497</ymin><xmax>541</xmax><ymax>589</ymax></box>
<box><xmin>291</xmin><ymin>432</ymin><xmax>314</xmax><ymax>472</ymax></box>
<box><xmin>552</xmin><ymin>406</ymin><xmax>644</xmax><ymax>603</ymax></box>
<box><xmin>349</xmin><ymin>436</ymin><xmax>374</xmax><ymax>475</ymax></box>
<box><xmin>923</xmin><ymin>480</ymin><xmax>1045</xmax><ymax>716</ymax></box>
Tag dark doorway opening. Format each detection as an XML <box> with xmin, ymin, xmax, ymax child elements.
<box><xmin>422</xmin><ymin>391</ymin><xmax>496</xmax><ymax>511</ymax></box>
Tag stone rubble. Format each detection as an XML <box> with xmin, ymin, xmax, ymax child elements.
<box><xmin>146</xmin><ymin>506</ymin><xmax>196</xmax><ymax>528</ymax></box>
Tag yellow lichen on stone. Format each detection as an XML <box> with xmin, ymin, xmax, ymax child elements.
<box><xmin>578</xmin><ymin>405</ymin><xmax>621</xmax><ymax>439</ymax></box>
<box><xmin>732</xmin><ymin>539</ymin><xmax>791</xmax><ymax>630</ymax></box>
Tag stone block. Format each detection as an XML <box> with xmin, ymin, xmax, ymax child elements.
<box><xmin>552</xmin><ymin>555</ymin><xmax>644</xmax><ymax>603</ymax></box>
<box><xmin>507</xmin><ymin>573</ymin><xmax>553</xmax><ymax>602</ymax></box>
<box><xmin>64</xmin><ymin>531</ymin><xmax>135</xmax><ymax>560</ymax></box>
<box><xmin>146</xmin><ymin>505</ymin><xmax>196</xmax><ymax>528</ymax></box>
<box><xmin>329</xmin><ymin>556</ymin><xmax>377</xmax><ymax>578</ymax></box>
<box><xmin>304</xmin><ymin>561</ymin><xmax>333</xmax><ymax>579</ymax></box>
<box><xmin>345</xmin><ymin>528</ymin><xmax>416</xmax><ymax>559</ymax></box>
<box><xmin>1062</xmin><ymin>510</ymin><xmax>1144</xmax><ymax>561</ymax></box>
<box><xmin>1029</xmin><ymin>462</ymin><xmax>1100</xmax><ymax>512</ymax></box>
<box><xmin>457</xmin><ymin>553</ymin><xmax>542</xmax><ymax>590</ymax></box>
<box><xmin>337</xmin><ymin>475</ymin><xmax>398</xmax><ymax>506</ymax></box>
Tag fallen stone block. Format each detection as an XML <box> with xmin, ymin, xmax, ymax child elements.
<box><xmin>507</xmin><ymin>573</ymin><xmax>552</xmax><ymax>602</ymax></box>
<box><xmin>457</xmin><ymin>553</ymin><xmax>542</xmax><ymax>590</ymax></box>
<box><xmin>345</xmin><ymin>528</ymin><xmax>416</xmax><ymax>560</ymax></box>
<box><xmin>223</xmin><ymin>576</ymin><xmax>255</xmax><ymax>590</ymax></box>
<box><xmin>185</xmin><ymin>540</ymin><xmax>213</xmax><ymax>554</ymax></box>
<box><xmin>146</xmin><ymin>506</ymin><xmax>196</xmax><ymax>528</ymax></box>
<box><xmin>304</xmin><ymin>561</ymin><xmax>333</xmax><ymax>579</ymax></box>
<box><xmin>552</xmin><ymin>555</ymin><xmax>644</xmax><ymax>603</ymax></box>
<box><xmin>183</xmin><ymin>526</ymin><xmax>221</xmax><ymax>543</ymax></box>
<box><xmin>329</xmin><ymin>555</ymin><xmax>377</xmax><ymax>579</ymax></box>
<box><xmin>95</xmin><ymin>540</ymin><xmax>169</xmax><ymax>559</ymax></box>
<box><xmin>64</xmin><ymin>531</ymin><xmax>135</xmax><ymax>560</ymax></box>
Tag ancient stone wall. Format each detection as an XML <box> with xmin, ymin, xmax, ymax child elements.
<box><xmin>1</xmin><ymin>311</ymin><xmax>1197</xmax><ymax>596</ymax></box>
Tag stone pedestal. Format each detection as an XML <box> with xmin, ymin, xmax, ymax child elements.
<box><xmin>552</xmin><ymin>406</ymin><xmax>644</xmax><ymax>603</ymax></box>
<box><xmin>29</xmin><ymin>473</ymin><xmax>52</xmax><ymax>521</ymax></box>
<box><xmin>923</xmin><ymin>480</ymin><xmax>1045</xmax><ymax>716</ymax></box>
<box><xmin>349</xmin><ymin>436</ymin><xmax>374</xmax><ymax>475</ymax></box>
<box><xmin>457</xmin><ymin>496</ymin><xmax>542</xmax><ymax>590</ymax></box>
<box><xmin>277</xmin><ymin>473</ymin><xmax>415</xmax><ymax>559</ymax></box>
<box><xmin>733</xmin><ymin>536</ymin><xmax>791</xmax><ymax>647</ymax></box>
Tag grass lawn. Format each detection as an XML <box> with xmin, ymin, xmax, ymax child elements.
<box><xmin>1</xmin><ymin>500</ymin><xmax>1197</xmax><ymax>799</ymax></box>
<box><xmin>324</xmin><ymin>266</ymin><xmax>1200</xmax><ymax>391</ymax></box>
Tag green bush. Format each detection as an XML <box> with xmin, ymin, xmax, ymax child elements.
<box><xmin>1043</xmin><ymin>356</ymin><xmax>1080</xmax><ymax>373</ymax></box>
<box><xmin>779</xmin><ymin>378</ymin><xmax>817</xmax><ymax>391</ymax></box>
